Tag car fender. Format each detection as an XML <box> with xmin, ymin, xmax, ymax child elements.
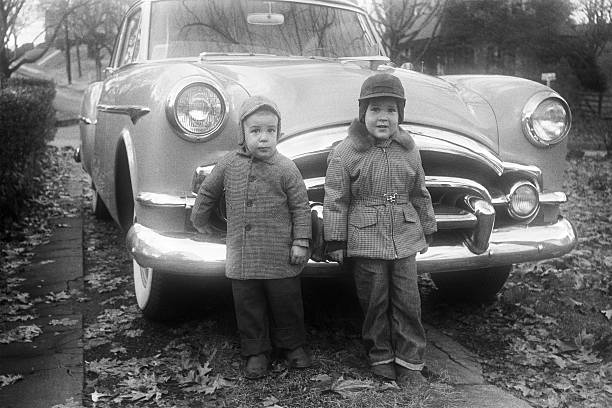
<box><xmin>79</xmin><ymin>81</ymin><xmax>104</xmax><ymax>175</ymax></box>
<box><xmin>443</xmin><ymin>75</ymin><xmax>569</xmax><ymax>192</ymax></box>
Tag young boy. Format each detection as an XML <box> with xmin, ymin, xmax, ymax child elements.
<box><xmin>190</xmin><ymin>95</ymin><xmax>313</xmax><ymax>379</ymax></box>
<box><xmin>323</xmin><ymin>73</ymin><xmax>437</xmax><ymax>386</ymax></box>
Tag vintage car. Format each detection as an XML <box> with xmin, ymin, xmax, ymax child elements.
<box><xmin>78</xmin><ymin>0</ymin><xmax>576</xmax><ymax>319</ymax></box>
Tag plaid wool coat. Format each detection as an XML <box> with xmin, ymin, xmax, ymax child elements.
<box><xmin>323</xmin><ymin>119</ymin><xmax>437</xmax><ymax>259</ymax></box>
<box><xmin>191</xmin><ymin>149</ymin><xmax>312</xmax><ymax>279</ymax></box>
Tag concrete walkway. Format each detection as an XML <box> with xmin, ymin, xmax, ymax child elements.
<box><xmin>0</xmin><ymin>125</ymin><xmax>84</xmax><ymax>408</ymax></box>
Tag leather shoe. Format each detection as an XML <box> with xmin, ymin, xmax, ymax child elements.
<box><xmin>372</xmin><ymin>363</ymin><xmax>396</xmax><ymax>381</ymax></box>
<box><xmin>286</xmin><ymin>347</ymin><xmax>313</xmax><ymax>368</ymax></box>
<box><xmin>396</xmin><ymin>365</ymin><xmax>426</xmax><ymax>388</ymax></box>
<box><xmin>244</xmin><ymin>354</ymin><xmax>269</xmax><ymax>379</ymax></box>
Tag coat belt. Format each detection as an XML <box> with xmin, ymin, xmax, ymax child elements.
<box><xmin>354</xmin><ymin>193</ymin><xmax>408</xmax><ymax>206</ymax></box>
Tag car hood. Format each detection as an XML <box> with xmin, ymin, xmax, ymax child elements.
<box><xmin>192</xmin><ymin>57</ymin><xmax>498</xmax><ymax>151</ymax></box>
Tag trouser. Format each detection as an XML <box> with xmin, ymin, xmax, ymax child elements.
<box><xmin>231</xmin><ymin>276</ymin><xmax>306</xmax><ymax>357</ymax></box>
<box><xmin>352</xmin><ymin>256</ymin><xmax>426</xmax><ymax>370</ymax></box>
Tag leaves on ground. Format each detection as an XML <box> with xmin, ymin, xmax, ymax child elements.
<box><xmin>0</xmin><ymin>374</ymin><xmax>23</xmax><ymax>387</ymax></box>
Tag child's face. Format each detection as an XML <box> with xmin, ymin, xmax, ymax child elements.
<box><xmin>243</xmin><ymin>110</ymin><xmax>279</xmax><ymax>161</ymax></box>
<box><xmin>364</xmin><ymin>97</ymin><xmax>399</xmax><ymax>141</ymax></box>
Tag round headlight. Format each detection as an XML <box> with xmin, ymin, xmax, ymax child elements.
<box><xmin>166</xmin><ymin>80</ymin><xmax>227</xmax><ymax>142</ymax></box>
<box><xmin>522</xmin><ymin>94</ymin><xmax>571</xmax><ymax>147</ymax></box>
<box><xmin>507</xmin><ymin>182</ymin><xmax>539</xmax><ymax>220</ymax></box>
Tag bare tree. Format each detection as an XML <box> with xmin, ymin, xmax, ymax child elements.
<box><xmin>575</xmin><ymin>0</ymin><xmax>612</xmax><ymax>57</ymax></box>
<box><xmin>568</xmin><ymin>0</ymin><xmax>612</xmax><ymax>92</ymax></box>
<box><xmin>71</xmin><ymin>0</ymin><xmax>129</xmax><ymax>80</ymax></box>
<box><xmin>0</xmin><ymin>0</ymin><xmax>82</xmax><ymax>81</ymax></box>
<box><xmin>370</xmin><ymin>0</ymin><xmax>446</xmax><ymax>65</ymax></box>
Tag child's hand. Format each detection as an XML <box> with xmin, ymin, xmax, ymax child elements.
<box><xmin>327</xmin><ymin>249</ymin><xmax>344</xmax><ymax>263</ymax></box>
<box><xmin>290</xmin><ymin>245</ymin><xmax>309</xmax><ymax>265</ymax></box>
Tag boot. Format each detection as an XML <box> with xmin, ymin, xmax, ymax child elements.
<box><xmin>286</xmin><ymin>346</ymin><xmax>313</xmax><ymax>368</ymax></box>
<box><xmin>244</xmin><ymin>353</ymin><xmax>269</xmax><ymax>379</ymax></box>
<box><xmin>372</xmin><ymin>363</ymin><xmax>396</xmax><ymax>381</ymax></box>
<box><xmin>396</xmin><ymin>365</ymin><xmax>426</xmax><ymax>388</ymax></box>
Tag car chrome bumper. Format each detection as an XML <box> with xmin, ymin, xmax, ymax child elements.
<box><xmin>126</xmin><ymin>217</ymin><xmax>576</xmax><ymax>276</ymax></box>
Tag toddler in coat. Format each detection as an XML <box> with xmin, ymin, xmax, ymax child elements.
<box><xmin>323</xmin><ymin>73</ymin><xmax>437</xmax><ymax>386</ymax></box>
<box><xmin>191</xmin><ymin>95</ymin><xmax>313</xmax><ymax>379</ymax></box>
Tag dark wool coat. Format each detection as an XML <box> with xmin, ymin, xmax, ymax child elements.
<box><xmin>323</xmin><ymin>119</ymin><xmax>437</xmax><ymax>259</ymax></box>
<box><xmin>191</xmin><ymin>150</ymin><xmax>312</xmax><ymax>279</ymax></box>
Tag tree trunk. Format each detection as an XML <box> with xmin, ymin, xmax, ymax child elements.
<box><xmin>76</xmin><ymin>41</ymin><xmax>82</xmax><ymax>78</ymax></box>
<box><xmin>95</xmin><ymin>48</ymin><xmax>102</xmax><ymax>81</ymax></box>
<box><xmin>0</xmin><ymin>47</ymin><xmax>10</xmax><ymax>82</ymax></box>
<box><xmin>64</xmin><ymin>23</ymin><xmax>72</xmax><ymax>85</ymax></box>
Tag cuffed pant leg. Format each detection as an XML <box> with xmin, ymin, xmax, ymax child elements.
<box><xmin>264</xmin><ymin>276</ymin><xmax>306</xmax><ymax>350</ymax></box>
<box><xmin>390</xmin><ymin>256</ymin><xmax>426</xmax><ymax>370</ymax></box>
<box><xmin>353</xmin><ymin>258</ymin><xmax>394</xmax><ymax>366</ymax></box>
<box><xmin>231</xmin><ymin>279</ymin><xmax>272</xmax><ymax>357</ymax></box>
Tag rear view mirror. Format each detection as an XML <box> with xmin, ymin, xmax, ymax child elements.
<box><xmin>247</xmin><ymin>13</ymin><xmax>284</xmax><ymax>25</ymax></box>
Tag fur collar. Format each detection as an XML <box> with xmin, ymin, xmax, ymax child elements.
<box><xmin>346</xmin><ymin>119</ymin><xmax>415</xmax><ymax>152</ymax></box>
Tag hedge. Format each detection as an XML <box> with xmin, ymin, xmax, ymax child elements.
<box><xmin>0</xmin><ymin>77</ymin><xmax>56</xmax><ymax>222</ymax></box>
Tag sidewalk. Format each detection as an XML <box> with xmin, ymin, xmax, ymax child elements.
<box><xmin>0</xmin><ymin>127</ymin><xmax>85</xmax><ymax>408</ymax></box>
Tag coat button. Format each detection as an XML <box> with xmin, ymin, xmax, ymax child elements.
<box><xmin>248</xmin><ymin>175</ymin><xmax>256</xmax><ymax>182</ymax></box>
<box><xmin>245</xmin><ymin>224</ymin><xmax>252</xmax><ymax>231</ymax></box>
<box><xmin>246</xmin><ymin>200</ymin><xmax>253</xmax><ymax>207</ymax></box>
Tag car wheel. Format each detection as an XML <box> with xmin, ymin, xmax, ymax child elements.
<box><xmin>429</xmin><ymin>265</ymin><xmax>512</xmax><ymax>301</ymax></box>
<box><xmin>92</xmin><ymin>187</ymin><xmax>111</xmax><ymax>220</ymax></box>
<box><xmin>133</xmin><ymin>259</ymin><xmax>172</xmax><ymax>320</ymax></box>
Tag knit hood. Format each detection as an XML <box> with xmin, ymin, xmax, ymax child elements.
<box><xmin>238</xmin><ymin>95</ymin><xmax>281</xmax><ymax>145</ymax></box>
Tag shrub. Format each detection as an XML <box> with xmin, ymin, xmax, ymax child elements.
<box><xmin>0</xmin><ymin>77</ymin><xmax>56</xmax><ymax>223</ymax></box>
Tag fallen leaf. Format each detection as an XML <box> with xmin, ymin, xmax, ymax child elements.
<box><xmin>263</xmin><ymin>395</ymin><xmax>279</xmax><ymax>407</ymax></box>
<box><xmin>574</xmin><ymin>329</ymin><xmax>595</xmax><ymax>349</ymax></box>
<box><xmin>0</xmin><ymin>325</ymin><xmax>42</xmax><ymax>343</ymax></box>
<box><xmin>310</xmin><ymin>373</ymin><xmax>332</xmax><ymax>383</ymax></box>
<box><xmin>91</xmin><ymin>390</ymin><xmax>109</xmax><ymax>402</ymax></box>
<box><xmin>330</xmin><ymin>376</ymin><xmax>375</xmax><ymax>398</ymax></box>
<box><xmin>49</xmin><ymin>318</ymin><xmax>79</xmax><ymax>326</ymax></box>
<box><xmin>0</xmin><ymin>374</ymin><xmax>24</xmax><ymax>387</ymax></box>
<box><xmin>601</xmin><ymin>309</ymin><xmax>612</xmax><ymax>320</ymax></box>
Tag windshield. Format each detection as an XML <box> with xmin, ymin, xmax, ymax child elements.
<box><xmin>148</xmin><ymin>0</ymin><xmax>380</xmax><ymax>59</ymax></box>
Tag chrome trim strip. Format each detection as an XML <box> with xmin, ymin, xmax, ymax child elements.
<box><xmin>426</xmin><ymin>176</ymin><xmax>492</xmax><ymax>202</ymax></box>
<box><xmin>301</xmin><ymin>176</ymin><xmax>492</xmax><ymax>201</ymax></box>
<box><xmin>80</xmin><ymin>116</ymin><xmax>96</xmax><ymax>125</ymax></box>
<box><xmin>98</xmin><ymin>104</ymin><xmax>151</xmax><ymax>124</ymax></box>
<box><xmin>127</xmin><ymin>217</ymin><xmax>576</xmax><ymax>276</ymax></box>
<box><xmin>493</xmin><ymin>191</ymin><xmax>566</xmax><ymax>206</ymax></box>
<box><xmin>405</xmin><ymin>125</ymin><xmax>504</xmax><ymax>175</ymax></box>
<box><xmin>540</xmin><ymin>192</ymin><xmax>567</xmax><ymax>204</ymax></box>
<box><xmin>139</xmin><ymin>187</ymin><xmax>567</xmax><ymax>211</ymax></box>
<box><xmin>136</xmin><ymin>192</ymin><xmax>188</xmax><ymax>207</ymax></box>
<box><xmin>436</xmin><ymin>213</ymin><xmax>478</xmax><ymax>229</ymax></box>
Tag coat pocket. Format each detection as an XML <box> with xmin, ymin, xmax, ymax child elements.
<box><xmin>348</xmin><ymin>208</ymin><xmax>378</xmax><ymax>249</ymax></box>
<box><xmin>351</xmin><ymin>208</ymin><xmax>378</xmax><ymax>228</ymax></box>
<box><xmin>402</xmin><ymin>206</ymin><xmax>418</xmax><ymax>223</ymax></box>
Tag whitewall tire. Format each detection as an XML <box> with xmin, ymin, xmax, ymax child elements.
<box><xmin>133</xmin><ymin>259</ymin><xmax>168</xmax><ymax>320</ymax></box>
